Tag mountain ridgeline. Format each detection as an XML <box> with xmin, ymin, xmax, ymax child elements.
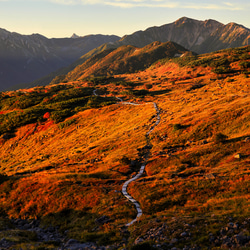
<box><xmin>118</xmin><ymin>17</ymin><xmax>250</xmax><ymax>54</ymax></box>
<box><xmin>44</xmin><ymin>17</ymin><xmax>250</xmax><ymax>87</ymax></box>
<box><xmin>0</xmin><ymin>29</ymin><xmax>120</xmax><ymax>91</ymax></box>
<box><xmin>1</xmin><ymin>17</ymin><xmax>250</xmax><ymax>90</ymax></box>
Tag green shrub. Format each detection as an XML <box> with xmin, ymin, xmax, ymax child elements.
<box><xmin>239</xmin><ymin>53</ymin><xmax>250</xmax><ymax>60</ymax></box>
<box><xmin>210</xmin><ymin>58</ymin><xmax>230</xmax><ymax>68</ymax></box>
<box><xmin>172</xmin><ymin>55</ymin><xmax>197</xmax><ymax>67</ymax></box>
<box><xmin>47</xmin><ymin>97</ymin><xmax>88</xmax><ymax>110</ymax></box>
<box><xmin>239</xmin><ymin>61</ymin><xmax>250</xmax><ymax>69</ymax></box>
<box><xmin>0</xmin><ymin>85</ymin><xmax>118</xmax><ymax>135</ymax></box>
<box><xmin>51</xmin><ymin>109</ymin><xmax>72</xmax><ymax>123</ymax></box>
<box><xmin>58</xmin><ymin>118</ymin><xmax>76</xmax><ymax>129</ymax></box>
<box><xmin>12</xmin><ymin>96</ymin><xmax>41</xmax><ymax>109</ymax></box>
<box><xmin>212</xmin><ymin>66</ymin><xmax>232</xmax><ymax>74</ymax></box>
<box><xmin>86</xmin><ymin>96</ymin><xmax>102</xmax><ymax>108</ymax></box>
<box><xmin>88</xmin><ymin>76</ymin><xmax>111</xmax><ymax>84</ymax></box>
<box><xmin>86</xmin><ymin>96</ymin><xmax>116</xmax><ymax>108</ymax></box>
<box><xmin>0</xmin><ymin>108</ymin><xmax>46</xmax><ymax>135</ymax></box>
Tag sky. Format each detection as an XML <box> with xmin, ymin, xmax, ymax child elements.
<box><xmin>0</xmin><ymin>0</ymin><xmax>250</xmax><ymax>38</ymax></box>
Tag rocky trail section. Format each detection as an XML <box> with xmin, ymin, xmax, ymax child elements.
<box><xmin>1</xmin><ymin>216</ymin><xmax>250</xmax><ymax>249</ymax></box>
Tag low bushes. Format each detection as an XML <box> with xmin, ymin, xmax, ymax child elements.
<box><xmin>58</xmin><ymin>118</ymin><xmax>76</xmax><ymax>129</ymax></box>
<box><xmin>51</xmin><ymin>109</ymin><xmax>72</xmax><ymax>123</ymax></box>
<box><xmin>0</xmin><ymin>85</ymin><xmax>117</xmax><ymax>135</ymax></box>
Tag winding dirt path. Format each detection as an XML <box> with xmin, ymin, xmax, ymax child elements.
<box><xmin>93</xmin><ymin>90</ymin><xmax>161</xmax><ymax>226</ymax></box>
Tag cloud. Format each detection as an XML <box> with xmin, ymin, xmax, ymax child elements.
<box><xmin>50</xmin><ymin>0</ymin><xmax>102</xmax><ymax>5</ymax></box>
<box><xmin>184</xmin><ymin>2</ymin><xmax>244</xmax><ymax>10</ymax></box>
<box><xmin>48</xmin><ymin>0</ymin><xmax>246</xmax><ymax>10</ymax></box>
<box><xmin>223</xmin><ymin>2</ymin><xmax>234</xmax><ymax>7</ymax></box>
<box><xmin>48</xmin><ymin>0</ymin><xmax>183</xmax><ymax>8</ymax></box>
<box><xmin>103</xmin><ymin>0</ymin><xmax>179</xmax><ymax>8</ymax></box>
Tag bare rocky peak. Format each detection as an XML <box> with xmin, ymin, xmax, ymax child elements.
<box><xmin>118</xmin><ymin>17</ymin><xmax>250</xmax><ymax>54</ymax></box>
<box><xmin>208</xmin><ymin>22</ymin><xmax>250</xmax><ymax>48</ymax></box>
<box><xmin>223</xmin><ymin>22</ymin><xmax>250</xmax><ymax>37</ymax></box>
<box><xmin>0</xmin><ymin>28</ymin><xmax>11</xmax><ymax>40</ymax></box>
<box><xmin>119</xmin><ymin>17</ymin><xmax>224</xmax><ymax>53</ymax></box>
<box><xmin>71</xmin><ymin>33</ymin><xmax>80</xmax><ymax>39</ymax></box>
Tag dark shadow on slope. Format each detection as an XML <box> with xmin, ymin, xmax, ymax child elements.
<box><xmin>149</xmin><ymin>89</ymin><xmax>172</xmax><ymax>96</ymax></box>
<box><xmin>226</xmin><ymin>135</ymin><xmax>250</xmax><ymax>144</ymax></box>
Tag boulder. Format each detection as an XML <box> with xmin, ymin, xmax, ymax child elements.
<box><xmin>205</xmin><ymin>173</ymin><xmax>216</xmax><ymax>179</ymax></box>
<box><xmin>234</xmin><ymin>153</ymin><xmax>242</xmax><ymax>159</ymax></box>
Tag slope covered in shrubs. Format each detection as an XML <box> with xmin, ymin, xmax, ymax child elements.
<box><xmin>0</xmin><ymin>84</ymin><xmax>117</xmax><ymax>136</ymax></box>
<box><xmin>52</xmin><ymin>41</ymin><xmax>191</xmax><ymax>84</ymax></box>
<box><xmin>0</xmin><ymin>45</ymin><xmax>250</xmax><ymax>249</ymax></box>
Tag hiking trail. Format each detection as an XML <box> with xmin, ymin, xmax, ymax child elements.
<box><xmin>93</xmin><ymin>90</ymin><xmax>161</xmax><ymax>226</ymax></box>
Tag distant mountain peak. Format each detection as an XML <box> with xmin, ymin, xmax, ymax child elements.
<box><xmin>226</xmin><ymin>22</ymin><xmax>247</xmax><ymax>30</ymax></box>
<box><xmin>204</xmin><ymin>18</ymin><xmax>222</xmax><ymax>25</ymax></box>
<box><xmin>71</xmin><ymin>33</ymin><xmax>80</xmax><ymax>39</ymax></box>
<box><xmin>174</xmin><ymin>17</ymin><xmax>221</xmax><ymax>27</ymax></box>
<box><xmin>174</xmin><ymin>16</ymin><xmax>194</xmax><ymax>24</ymax></box>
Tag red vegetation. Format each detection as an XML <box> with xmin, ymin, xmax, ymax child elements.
<box><xmin>43</xmin><ymin>112</ymin><xmax>51</xmax><ymax>120</ymax></box>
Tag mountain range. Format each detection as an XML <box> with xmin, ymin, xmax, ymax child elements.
<box><xmin>1</xmin><ymin>17</ymin><xmax>250</xmax><ymax>91</ymax></box>
<box><xmin>118</xmin><ymin>17</ymin><xmax>250</xmax><ymax>53</ymax></box>
<box><xmin>0</xmin><ymin>30</ymin><xmax>120</xmax><ymax>91</ymax></box>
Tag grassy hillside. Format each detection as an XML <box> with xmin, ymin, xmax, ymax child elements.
<box><xmin>50</xmin><ymin>41</ymin><xmax>191</xmax><ymax>85</ymax></box>
<box><xmin>0</xmin><ymin>45</ymin><xmax>250</xmax><ymax>249</ymax></box>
